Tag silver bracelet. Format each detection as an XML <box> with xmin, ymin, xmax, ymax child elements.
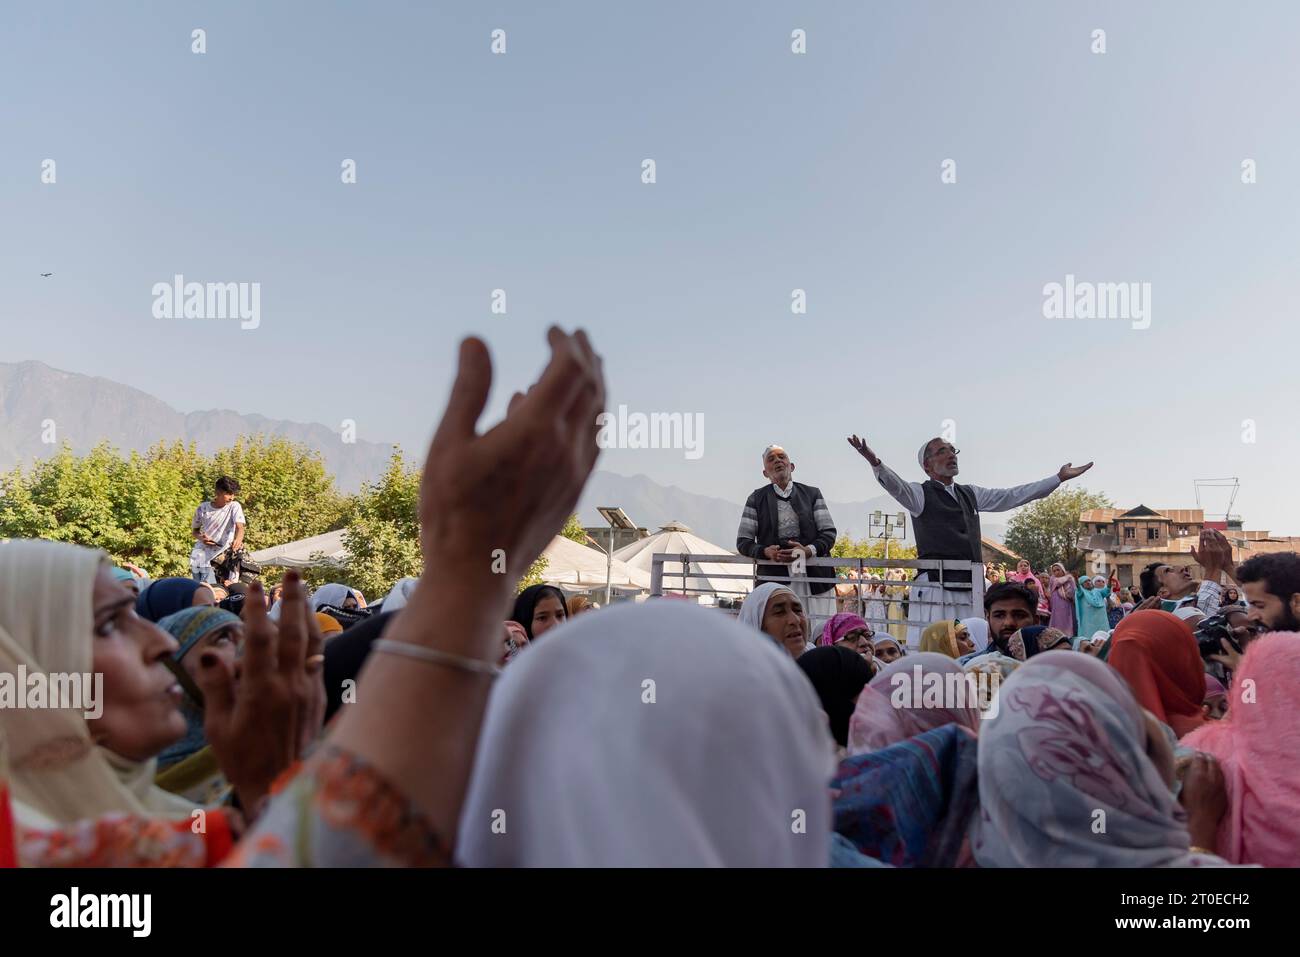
<box><xmin>372</xmin><ymin>639</ymin><xmax>502</xmax><ymax>678</ymax></box>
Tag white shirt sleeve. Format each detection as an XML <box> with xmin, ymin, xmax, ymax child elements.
<box><xmin>966</xmin><ymin>475</ymin><xmax>1061</xmax><ymax>513</ymax></box>
<box><xmin>232</xmin><ymin>501</ymin><xmax>247</xmax><ymax>525</ymax></box>
<box><xmin>871</xmin><ymin>463</ymin><xmax>926</xmax><ymax>518</ymax></box>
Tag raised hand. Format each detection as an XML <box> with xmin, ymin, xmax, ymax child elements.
<box><xmin>415</xmin><ymin>328</ymin><xmax>605</xmax><ymax>600</ymax></box>
<box><xmin>197</xmin><ymin>574</ymin><xmax>324</xmax><ymax>815</ymax></box>
<box><xmin>1057</xmin><ymin>462</ymin><xmax>1094</xmax><ymax>482</ymax></box>
<box><xmin>1191</xmin><ymin>528</ymin><xmax>1236</xmax><ymax>583</ymax></box>
<box><xmin>318</xmin><ymin>328</ymin><xmax>607</xmax><ymax>852</ymax></box>
<box><xmin>846</xmin><ymin>435</ymin><xmax>881</xmax><ymax>467</ymax></box>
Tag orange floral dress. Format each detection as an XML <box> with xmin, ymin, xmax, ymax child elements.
<box><xmin>226</xmin><ymin>744</ymin><xmax>450</xmax><ymax>867</ymax></box>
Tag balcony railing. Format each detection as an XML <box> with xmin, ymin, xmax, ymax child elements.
<box><xmin>647</xmin><ymin>553</ymin><xmax>986</xmax><ymax>633</ymax></box>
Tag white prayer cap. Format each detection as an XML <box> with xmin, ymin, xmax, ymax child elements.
<box><xmin>918</xmin><ymin>438</ymin><xmax>942</xmax><ymax>468</ymax></box>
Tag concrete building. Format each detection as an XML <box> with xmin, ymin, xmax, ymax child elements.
<box><xmin>1076</xmin><ymin>505</ymin><xmax>1300</xmax><ymax>587</ymax></box>
<box><xmin>583</xmin><ymin>525</ymin><xmax>649</xmax><ymax>554</ymax></box>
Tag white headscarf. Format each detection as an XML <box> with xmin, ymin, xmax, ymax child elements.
<box><xmin>310</xmin><ymin>582</ymin><xmax>362</xmax><ymax>611</ymax></box>
<box><xmin>0</xmin><ymin>539</ymin><xmax>194</xmax><ymax>827</ymax></box>
<box><xmin>737</xmin><ymin>582</ymin><xmax>797</xmax><ymax>643</ymax></box>
<box><xmin>960</xmin><ymin>616</ymin><xmax>990</xmax><ymax>653</ymax></box>
<box><xmin>380</xmin><ymin>577</ymin><xmax>419</xmax><ymax>613</ymax></box>
<box><xmin>457</xmin><ymin>601</ymin><xmax>836</xmax><ymax>866</ymax></box>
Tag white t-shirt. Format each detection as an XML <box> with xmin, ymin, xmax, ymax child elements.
<box><xmin>190</xmin><ymin>500</ymin><xmax>246</xmax><ymax>570</ymax></box>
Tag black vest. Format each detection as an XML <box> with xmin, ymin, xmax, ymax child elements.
<box><xmin>749</xmin><ymin>483</ymin><xmax>835</xmax><ymax>595</ymax></box>
<box><xmin>912</xmin><ymin>481</ymin><xmax>982</xmax><ymax>584</ymax></box>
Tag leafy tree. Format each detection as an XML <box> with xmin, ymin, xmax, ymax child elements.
<box><xmin>337</xmin><ymin>450</ymin><xmax>423</xmax><ymax>598</ymax></box>
<box><xmin>0</xmin><ymin>437</ymin><xmax>576</xmax><ymax>600</ymax></box>
<box><xmin>0</xmin><ymin>437</ymin><xmax>344</xmax><ymax>579</ymax></box>
<box><xmin>205</xmin><ymin>435</ymin><xmax>347</xmax><ymax>551</ymax></box>
<box><xmin>1003</xmin><ymin>486</ymin><xmax>1111</xmax><ymax>575</ymax></box>
<box><xmin>561</xmin><ymin>513</ymin><xmax>588</xmax><ymax>545</ymax></box>
<box><xmin>830</xmin><ymin>536</ymin><xmax>918</xmax><ymax>578</ymax></box>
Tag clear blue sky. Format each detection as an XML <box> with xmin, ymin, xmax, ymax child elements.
<box><xmin>4</xmin><ymin>2</ymin><xmax>1299</xmax><ymax>530</ymax></box>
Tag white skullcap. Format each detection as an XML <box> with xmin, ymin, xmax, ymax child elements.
<box><xmin>918</xmin><ymin>439</ymin><xmax>940</xmax><ymax>468</ymax></box>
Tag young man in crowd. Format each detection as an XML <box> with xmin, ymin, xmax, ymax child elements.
<box><xmin>190</xmin><ymin>476</ymin><xmax>247</xmax><ymax>586</ymax></box>
<box><xmin>1237</xmin><ymin>552</ymin><xmax>1300</xmax><ymax>633</ymax></box>
<box><xmin>960</xmin><ymin>581</ymin><xmax>1038</xmax><ymax>663</ymax></box>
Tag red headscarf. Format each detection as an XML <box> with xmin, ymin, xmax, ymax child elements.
<box><xmin>1108</xmin><ymin>610</ymin><xmax>1205</xmax><ymax>738</ymax></box>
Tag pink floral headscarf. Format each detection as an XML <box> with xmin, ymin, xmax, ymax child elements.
<box><xmin>847</xmin><ymin>653</ymin><xmax>981</xmax><ymax>755</ymax></box>
<box><xmin>969</xmin><ymin>652</ymin><xmax>1221</xmax><ymax>867</ymax></box>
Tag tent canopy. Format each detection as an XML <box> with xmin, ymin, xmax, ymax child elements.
<box><xmin>613</xmin><ymin>521</ymin><xmax>752</xmax><ymax>596</ymax></box>
<box><xmin>249</xmin><ymin>530</ymin><xmax>651</xmax><ymax>594</ymax></box>
<box><xmin>248</xmin><ymin>529</ymin><xmax>348</xmax><ymax>569</ymax></box>
<box><xmin>539</xmin><ymin>535</ymin><xmax>650</xmax><ymax>591</ymax></box>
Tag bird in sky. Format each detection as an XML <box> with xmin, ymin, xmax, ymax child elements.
<box><xmin>40</xmin><ymin>272</ymin><xmax>52</xmax><ymax>277</ymax></box>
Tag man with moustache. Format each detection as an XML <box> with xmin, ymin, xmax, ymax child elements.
<box><xmin>959</xmin><ymin>581</ymin><xmax>1038</xmax><ymax>663</ymax></box>
<box><xmin>736</xmin><ymin>445</ymin><xmax>839</xmax><ymax>624</ymax></box>
<box><xmin>847</xmin><ymin>433</ymin><xmax>1092</xmax><ymax>642</ymax></box>
<box><xmin>1237</xmin><ymin>552</ymin><xmax>1300</xmax><ymax>633</ymax></box>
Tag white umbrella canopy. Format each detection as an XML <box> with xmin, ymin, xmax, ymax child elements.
<box><xmin>539</xmin><ymin>535</ymin><xmax>650</xmax><ymax>591</ymax></box>
<box><xmin>248</xmin><ymin>529</ymin><xmax>348</xmax><ymax>569</ymax></box>
<box><xmin>613</xmin><ymin>521</ymin><xmax>753</xmax><ymax>597</ymax></box>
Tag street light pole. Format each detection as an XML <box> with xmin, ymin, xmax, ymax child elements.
<box><xmin>596</xmin><ymin>506</ymin><xmax>636</xmax><ymax>606</ymax></box>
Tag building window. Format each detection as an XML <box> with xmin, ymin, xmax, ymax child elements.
<box><xmin>1179</xmin><ymin>526</ymin><xmax>1188</xmax><ymax>535</ymax></box>
<box><xmin>1147</xmin><ymin>528</ymin><xmax>1159</xmax><ymax>541</ymax></box>
<box><xmin>1097</xmin><ymin>525</ymin><xmax>1107</xmax><ymax>533</ymax></box>
<box><xmin>1124</xmin><ymin>527</ymin><xmax>1135</xmax><ymax>539</ymax></box>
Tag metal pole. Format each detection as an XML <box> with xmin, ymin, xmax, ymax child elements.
<box><xmin>606</xmin><ymin>528</ymin><xmax>613</xmax><ymax>605</ymax></box>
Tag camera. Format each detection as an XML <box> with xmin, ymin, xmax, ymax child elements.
<box><xmin>1194</xmin><ymin>614</ymin><xmax>1244</xmax><ymax>660</ymax></box>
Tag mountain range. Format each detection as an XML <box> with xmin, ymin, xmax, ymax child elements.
<box><xmin>0</xmin><ymin>359</ymin><xmax>1007</xmax><ymax>546</ymax></box>
<box><xmin>0</xmin><ymin>360</ymin><xmax>395</xmax><ymax>492</ymax></box>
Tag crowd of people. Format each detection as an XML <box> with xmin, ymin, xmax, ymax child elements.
<box><xmin>1</xmin><ymin>328</ymin><xmax>1297</xmax><ymax>868</ymax></box>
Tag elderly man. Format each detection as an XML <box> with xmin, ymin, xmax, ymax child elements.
<box><xmin>847</xmin><ymin>433</ymin><xmax>1092</xmax><ymax>642</ymax></box>
<box><xmin>737</xmin><ymin>445</ymin><xmax>838</xmax><ymax>625</ymax></box>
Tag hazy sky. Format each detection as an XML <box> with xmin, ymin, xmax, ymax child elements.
<box><xmin>5</xmin><ymin>2</ymin><xmax>1299</xmax><ymax>530</ymax></box>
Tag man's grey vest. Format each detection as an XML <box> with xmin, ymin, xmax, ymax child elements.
<box><xmin>912</xmin><ymin>480</ymin><xmax>983</xmax><ymax>583</ymax></box>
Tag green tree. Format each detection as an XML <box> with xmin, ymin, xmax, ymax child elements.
<box><xmin>0</xmin><ymin>436</ymin><xmax>346</xmax><ymax>579</ymax></box>
<box><xmin>338</xmin><ymin>449</ymin><xmax>423</xmax><ymax>598</ymax></box>
<box><xmin>830</xmin><ymin>536</ymin><xmax>918</xmax><ymax>577</ymax></box>
<box><xmin>205</xmin><ymin>435</ymin><xmax>347</xmax><ymax>551</ymax></box>
<box><xmin>561</xmin><ymin>513</ymin><xmax>588</xmax><ymax>545</ymax></box>
<box><xmin>115</xmin><ymin>442</ymin><xmax>209</xmax><ymax>574</ymax></box>
<box><xmin>334</xmin><ymin>450</ymin><xmax>565</xmax><ymax>597</ymax></box>
<box><xmin>1003</xmin><ymin>486</ymin><xmax>1111</xmax><ymax>575</ymax></box>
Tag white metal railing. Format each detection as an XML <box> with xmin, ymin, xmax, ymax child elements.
<box><xmin>648</xmin><ymin>553</ymin><xmax>986</xmax><ymax>632</ymax></box>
